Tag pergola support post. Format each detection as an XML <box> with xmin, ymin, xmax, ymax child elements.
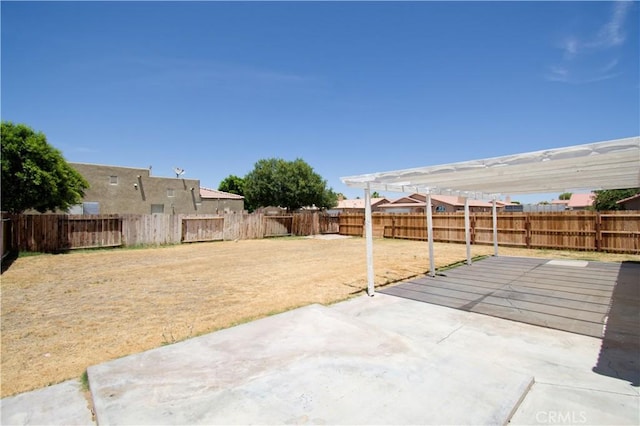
<box><xmin>426</xmin><ymin>193</ymin><xmax>435</xmax><ymax>277</ymax></box>
<box><xmin>364</xmin><ymin>184</ymin><xmax>375</xmax><ymax>296</ymax></box>
<box><xmin>492</xmin><ymin>199</ymin><xmax>499</xmax><ymax>256</ymax></box>
<box><xmin>465</xmin><ymin>197</ymin><xmax>471</xmax><ymax>265</ymax></box>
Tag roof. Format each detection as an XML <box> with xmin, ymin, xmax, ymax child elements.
<box><xmin>341</xmin><ymin>137</ymin><xmax>640</xmax><ymax>197</ymax></box>
<box><xmin>336</xmin><ymin>198</ymin><xmax>388</xmax><ymax>209</ymax></box>
<box><xmin>380</xmin><ymin>194</ymin><xmax>494</xmax><ymax>208</ymax></box>
<box><xmin>567</xmin><ymin>193</ymin><xmax>595</xmax><ymax>208</ymax></box>
<box><xmin>616</xmin><ymin>193</ymin><xmax>640</xmax><ymax>204</ymax></box>
<box><xmin>199</xmin><ymin>187</ymin><xmax>244</xmax><ymax>200</ymax></box>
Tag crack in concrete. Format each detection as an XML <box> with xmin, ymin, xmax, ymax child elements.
<box><xmin>437</xmin><ymin>325</ymin><xmax>464</xmax><ymax>344</ymax></box>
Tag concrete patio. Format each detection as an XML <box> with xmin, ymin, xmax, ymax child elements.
<box><xmin>2</xmin><ymin>258</ymin><xmax>638</xmax><ymax>425</ymax></box>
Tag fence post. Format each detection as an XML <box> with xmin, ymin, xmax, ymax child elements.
<box><xmin>525</xmin><ymin>214</ymin><xmax>531</xmax><ymax>249</ymax></box>
<box><xmin>391</xmin><ymin>216</ymin><xmax>396</xmax><ymax>239</ymax></box>
<box><xmin>595</xmin><ymin>212</ymin><xmax>602</xmax><ymax>252</ymax></box>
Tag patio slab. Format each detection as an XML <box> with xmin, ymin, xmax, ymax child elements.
<box><xmin>87</xmin><ymin>303</ymin><xmax>533</xmax><ymax>425</ymax></box>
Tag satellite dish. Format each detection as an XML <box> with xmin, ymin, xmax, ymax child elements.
<box><xmin>173</xmin><ymin>167</ymin><xmax>185</xmax><ymax>178</ymax></box>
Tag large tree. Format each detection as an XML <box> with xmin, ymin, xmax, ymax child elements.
<box><xmin>243</xmin><ymin>158</ymin><xmax>337</xmax><ymax>212</ymax></box>
<box><xmin>218</xmin><ymin>174</ymin><xmax>245</xmax><ymax>196</ymax></box>
<box><xmin>593</xmin><ymin>188</ymin><xmax>639</xmax><ymax>211</ymax></box>
<box><xmin>1</xmin><ymin>122</ymin><xmax>89</xmax><ymax>213</ymax></box>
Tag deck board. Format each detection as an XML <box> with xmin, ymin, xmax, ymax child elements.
<box><xmin>380</xmin><ymin>256</ymin><xmax>637</xmax><ymax>338</ymax></box>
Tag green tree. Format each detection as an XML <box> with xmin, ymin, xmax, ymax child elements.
<box><xmin>559</xmin><ymin>192</ymin><xmax>572</xmax><ymax>200</ymax></box>
<box><xmin>1</xmin><ymin>122</ymin><xmax>89</xmax><ymax>213</ymax></box>
<box><xmin>243</xmin><ymin>158</ymin><xmax>337</xmax><ymax>212</ymax></box>
<box><xmin>372</xmin><ymin>191</ymin><xmax>380</xmax><ymax>198</ymax></box>
<box><xmin>593</xmin><ymin>188</ymin><xmax>639</xmax><ymax>211</ymax></box>
<box><xmin>218</xmin><ymin>174</ymin><xmax>245</xmax><ymax>196</ymax></box>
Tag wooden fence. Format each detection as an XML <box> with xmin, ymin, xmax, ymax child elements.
<box><xmin>3</xmin><ymin>212</ymin><xmax>340</xmax><ymax>253</ymax></box>
<box><xmin>338</xmin><ymin>212</ymin><xmax>640</xmax><ymax>254</ymax></box>
<box><xmin>6</xmin><ymin>211</ymin><xmax>638</xmax><ymax>254</ymax></box>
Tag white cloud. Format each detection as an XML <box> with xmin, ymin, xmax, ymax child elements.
<box><xmin>589</xmin><ymin>1</ymin><xmax>632</xmax><ymax>48</ymax></box>
<box><xmin>546</xmin><ymin>1</ymin><xmax>633</xmax><ymax>84</ymax></box>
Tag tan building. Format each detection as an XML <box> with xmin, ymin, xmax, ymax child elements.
<box><xmin>70</xmin><ymin>163</ymin><xmax>244</xmax><ymax>215</ymax></box>
<box><xmin>199</xmin><ymin>187</ymin><xmax>245</xmax><ymax>214</ymax></box>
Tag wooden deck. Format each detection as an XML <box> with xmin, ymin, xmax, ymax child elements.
<box><xmin>380</xmin><ymin>256</ymin><xmax>639</xmax><ymax>338</ymax></box>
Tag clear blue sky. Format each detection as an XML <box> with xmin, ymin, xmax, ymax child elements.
<box><xmin>2</xmin><ymin>1</ymin><xmax>638</xmax><ymax>204</ymax></box>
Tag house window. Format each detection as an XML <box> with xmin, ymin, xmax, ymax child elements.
<box><xmin>167</xmin><ymin>188</ymin><xmax>175</xmax><ymax>197</ymax></box>
<box><xmin>83</xmin><ymin>202</ymin><xmax>100</xmax><ymax>215</ymax></box>
<box><xmin>435</xmin><ymin>205</ymin><xmax>446</xmax><ymax>212</ymax></box>
<box><xmin>109</xmin><ymin>175</ymin><xmax>118</xmax><ymax>185</ymax></box>
<box><xmin>151</xmin><ymin>204</ymin><xmax>164</xmax><ymax>214</ymax></box>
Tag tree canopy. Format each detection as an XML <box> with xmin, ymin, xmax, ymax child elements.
<box><xmin>558</xmin><ymin>192</ymin><xmax>572</xmax><ymax>200</ymax></box>
<box><xmin>593</xmin><ymin>188</ymin><xmax>639</xmax><ymax>211</ymax></box>
<box><xmin>218</xmin><ymin>174</ymin><xmax>245</xmax><ymax>196</ymax></box>
<box><xmin>1</xmin><ymin>122</ymin><xmax>89</xmax><ymax>213</ymax></box>
<box><xmin>243</xmin><ymin>158</ymin><xmax>337</xmax><ymax>212</ymax></box>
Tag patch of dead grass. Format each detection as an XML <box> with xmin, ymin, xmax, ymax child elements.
<box><xmin>1</xmin><ymin>237</ymin><xmax>637</xmax><ymax>397</ymax></box>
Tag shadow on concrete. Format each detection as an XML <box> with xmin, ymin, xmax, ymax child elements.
<box><xmin>593</xmin><ymin>261</ymin><xmax>640</xmax><ymax>387</ymax></box>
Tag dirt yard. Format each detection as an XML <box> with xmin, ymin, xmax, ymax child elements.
<box><xmin>1</xmin><ymin>236</ymin><xmax>637</xmax><ymax>397</ymax></box>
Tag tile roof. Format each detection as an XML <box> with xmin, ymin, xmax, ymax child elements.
<box><xmin>382</xmin><ymin>193</ymin><xmax>494</xmax><ymax>208</ymax></box>
<box><xmin>199</xmin><ymin>187</ymin><xmax>244</xmax><ymax>200</ymax></box>
<box><xmin>567</xmin><ymin>193</ymin><xmax>595</xmax><ymax>208</ymax></box>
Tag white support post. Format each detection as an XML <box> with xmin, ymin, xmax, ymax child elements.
<box><xmin>426</xmin><ymin>194</ymin><xmax>435</xmax><ymax>277</ymax></box>
<box><xmin>492</xmin><ymin>198</ymin><xmax>499</xmax><ymax>256</ymax></box>
<box><xmin>364</xmin><ymin>184</ymin><xmax>375</xmax><ymax>296</ymax></box>
<box><xmin>464</xmin><ymin>197</ymin><xmax>471</xmax><ymax>265</ymax></box>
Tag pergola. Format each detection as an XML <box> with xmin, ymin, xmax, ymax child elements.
<box><xmin>341</xmin><ymin>136</ymin><xmax>640</xmax><ymax>296</ymax></box>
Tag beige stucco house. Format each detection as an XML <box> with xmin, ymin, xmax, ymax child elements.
<box><xmin>70</xmin><ymin>163</ymin><xmax>243</xmax><ymax>215</ymax></box>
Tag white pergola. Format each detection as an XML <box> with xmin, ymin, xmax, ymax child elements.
<box><xmin>341</xmin><ymin>136</ymin><xmax>640</xmax><ymax>296</ymax></box>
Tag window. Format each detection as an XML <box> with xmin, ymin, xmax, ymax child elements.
<box><xmin>151</xmin><ymin>204</ymin><xmax>164</xmax><ymax>214</ymax></box>
<box><xmin>435</xmin><ymin>205</ymin><xmax>446</xmax><ymax>212</ymax></box>
<box><xmin>167</xmin><ymin>188</ymin><xmax>175</xmax><ymax>197</ymax></box>
<box><xmin>109</xmin><ymin>175</ymin><xmax>118</xmax><ymax>185</ymax></box>
<box><xmin>83</xmin><ymin>202</ymin><xmax>100</xmax><ymax>215</ymax></box>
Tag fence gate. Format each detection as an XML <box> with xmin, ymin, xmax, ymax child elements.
<box><xmin>319</xmin><ymin>214</ymin><xmax>340</xmax><ymax>234</ymax></box>
<box><xmin>264</xmin><ymin>215</ymin><xmax>293</xmax><ymax>237</ymax></box>
<box><xmin>181</xmin><ymin>217</ymin><xmax>225</xmax><ymax>242</ymax></box>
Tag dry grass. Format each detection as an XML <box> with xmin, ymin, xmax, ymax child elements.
<box><xmin>1</xmin><ymin>236</ymin><xmax>637</xmax><ymax>397</ymax></box>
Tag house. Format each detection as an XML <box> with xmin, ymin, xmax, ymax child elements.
<box><xmin>567</xmin><ymin>193</ymin><xmax>595</xmax><ymax>210</ymax></box>
<box><xmin>328</xmin><ymin>198</ymin><xmax>389</xmax><ymax>214</ymax></box>
<box><xmin>616</xmin><ymin>193</ymin><xmax>640</xmax><ymax>210</ymax></box>
<box><xmin>551</xmin><ymin>199</ymin><xmax>570</xmax><ymax>209</ymax></box>
<box><xmin>377</xmin><ymin>193</ymin><xmax>500</xmax><ymax>213</ymax></box>
<box><xmin>70</xmin><ymin>163</ymin><xmax>241</xmax><ymax>215</ymax></box>
<box><xmin>199</xmin><ymin>187</ymin><xmax>245</xmax><ymax>214</ymax></box>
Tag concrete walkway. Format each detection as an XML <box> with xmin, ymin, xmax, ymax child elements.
<box><xmin>2</xmin><ymin>293</ymin><xmax>639</xmax><ymax>425</ymax></box>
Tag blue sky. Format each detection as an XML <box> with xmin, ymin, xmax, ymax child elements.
<box><xmin>2</xmin><ymin>1</ymin><xmax>638</xmax><ymax>204</ymax></box>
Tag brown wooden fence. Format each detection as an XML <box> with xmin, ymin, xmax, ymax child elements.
<box><xmin>6</xmin><ymin>211</ymin><xmax>639</xmax><ymax>254</ymax></box>
<box><xmin>4</xmin><ymin>212</ymin><xmax>339</xmax><ymax>253</ymax></box>
<box><xmin>339</xmin><ymin>212</ymin><xmax>640</xmax><ymax>254</ymax></box>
